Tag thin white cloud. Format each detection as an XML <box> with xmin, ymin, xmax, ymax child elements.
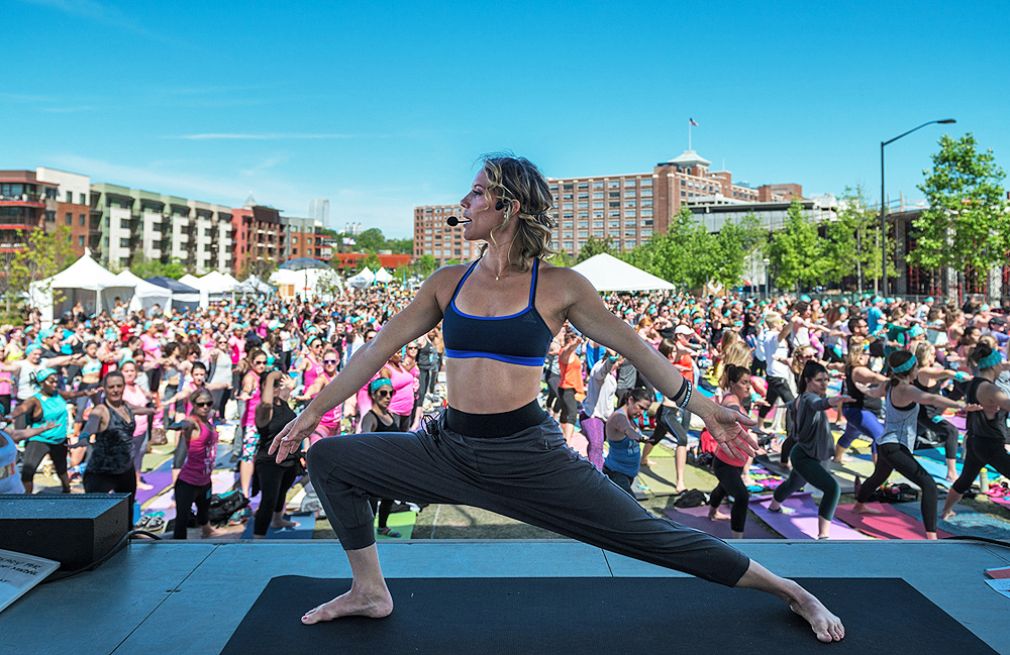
<box><xmin>174</xmin><ymin>133</ymin><xmax>368</xmax><ymax>141</ymax></box>
<box><xmin>41</xmin><ymin>106</ymin><xmax>97</xmax><ymax>114</ymax></box>
<box><xmin>16</xmin><ymin>0</ymin><xmax>189</xmax><ymax>47</ymax></box>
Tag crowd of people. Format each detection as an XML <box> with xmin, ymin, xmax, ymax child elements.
<box><xmin>2</xmin><ymin>280</ymin><xmax>1009</xmax><ymax>544</ymax></box>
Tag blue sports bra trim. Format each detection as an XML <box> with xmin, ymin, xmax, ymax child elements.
<box><xmin>448</xmin><ymin>258</ymin><xmax>540</xmax><ymax>321</ymax></box>
<box><xmin>444</xmin><ymin>348</ymin><xmax>545</xmax><ymax>367</ymax></box>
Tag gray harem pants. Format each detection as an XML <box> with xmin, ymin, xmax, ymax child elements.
<box><xmin>306</xmin><ymin>412</ymin><xmax>750</xmax><ymax>587</ymax></box>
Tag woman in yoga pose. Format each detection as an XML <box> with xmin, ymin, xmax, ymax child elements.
<box><xmin>271</xmin><ymin>154</ymin><xmax>845</xmax><ymax>643</ymax></box>
<box><xmin>942</xmin><ymin>342</ymin><xmax>1010</xmax><ymax>520</ymax></box>
<box><xmin>853</xmin><ymin>350</ymin><xmax>980</xmax><ymax>539</ymax></box>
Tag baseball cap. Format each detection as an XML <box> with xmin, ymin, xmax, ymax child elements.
<box><xmin>674</xmin><ymin>325</ymin><xmax>693</xmax><ymax>336</ymax></box>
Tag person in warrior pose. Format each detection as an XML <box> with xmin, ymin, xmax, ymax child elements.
<box><xmin>271</xmin><ymin>154</ymin><xmax>845</xmax><ymax>643</ymax></box>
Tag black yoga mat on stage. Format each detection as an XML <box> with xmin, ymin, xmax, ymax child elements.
<box><xmin>222</xmin><ymin>576</ymin><xmax>996</xmax><ymax>654</ymax></box>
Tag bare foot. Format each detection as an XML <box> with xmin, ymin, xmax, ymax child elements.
<box><xmin>640</xmin><ymin>459</ymin><xmax>656</xmax><ymax>470</ymax></box>
<box><xmin>854</xmin><ymin>503</ymin><xmax>882</xmax><ymax>515</ymax></box>
<box><xmin>137</xmin><ymin>481</ymin><xmax>154</xmax><ymax>491</ymax></box>
<box><xmin>946</xmin><ymin>474</ymin><xmax>957</xmax><ymax>483</ymax></box>
<box><xmin>942</xmin><ymin>509</ymin><xmax>957</xmax><ymax>520</ymax></box>
<box><xmin>789</xmin><ymin>592</ymin><xmax>845</xmax><ymax>642</ymax></box>
<box><xmin>201</xmin><ymin>528</ymin><xmax>225</xmax><ymax>539</ymax></box>
<box><xmin>271</xmin><ymin>518</ymin><xmax>300</xmax><ymax>529</ymax></box>
<box><xmin>708</xmin><ymin>509</ymin><xmax>731</xmax><ymax>521</ymax></box>
<box><xmin>302</xmin><ymin>586</ymin><xmax>394</xmax><ymax>625</ymax></box>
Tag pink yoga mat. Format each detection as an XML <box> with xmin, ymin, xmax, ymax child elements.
<box><xmin>751</xmin><ymin>495</ymin><xmax>871</xmax><ymax>540</ymax></box>
<box><xmin>834</xmin><ymin>503</ymin><xmax>952</xmax><ymax>540</ymax></box>
<box><xmin>664</xmin><ymin>505</ymin><xmax>772</xmax><ymax>540</ymax></box>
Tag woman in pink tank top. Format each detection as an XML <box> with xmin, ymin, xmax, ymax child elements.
<box><xmin>172</xmin><ymin>388</ymin><xmax>221</xmax><ymax>540</ymax></box>
<box><xmin>383</xmin><ymin>350</ymin><xmax>419</xmax><ymax>431</ymax></box>
<box><xmin>298</xmin><ymin>347</ymin><xmax>343</xmax><ymax>444</ymax></box>
<box><xmin>298</xmin><ymin>335</ymin><xmax>326</xmax><ymax>392</ymax></box>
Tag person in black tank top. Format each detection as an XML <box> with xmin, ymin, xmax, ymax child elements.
<box><xmin>358</xmin><ymin>379</ymin><xmax>401</xmax><ymax>538</ymax></box>
<box><xmin>943</xmin><ymin>343</ymin><xmax>1010</xmax><ymax>519</ymax></box>
<box><xmin>253</xmin><ymin>370</ymin><xmax>303</xmax><ymax>537</ymax></box>
<box><xmin>911</xmin><ymin>342</ymin><xmax>963</xmax><ymax>480</ymax></box>
<box><xmin>73</xmin><ymin>372</ymin><xmax>155</xmax><ymax>523</ymax></box>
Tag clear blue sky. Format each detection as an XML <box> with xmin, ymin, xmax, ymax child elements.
<box><xmin>4</xmin><ymin>1</ymin><xmax>1007</xmax><ymax>238</ymax></box>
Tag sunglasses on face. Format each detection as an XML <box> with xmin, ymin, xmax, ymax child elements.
<box><xmin>374</xmin><ymin>390</ymin><xmax>392</xmax><ymax>398</ymax></box>
<box><xmin>194</xmin><ymin>401</ymin><xmax>213</xmax><ymax>408</ymax></box>
<box><xmin>323</xmin><ymin>359</ymin><xmax>338</xmax><ymax>364</ymax></box>
<box><xmin>254</xmin><ymin>360</ymin><xmax>267</xmax><ymax>365</ymax></box>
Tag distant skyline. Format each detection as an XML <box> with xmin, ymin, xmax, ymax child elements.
<box><xmin>4</xmin><ymin>1</ymin><xmax>1007</xmax><ymax>238</ymax></box>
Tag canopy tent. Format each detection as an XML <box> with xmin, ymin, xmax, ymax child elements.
<box><xmin>373</xmin><ymin>267</ymin><xmax>393</xmax><ymax>284</ymax></box>
<box><xmin>235</xmin><ymin>275</ymin><xmax>274</xmax><ymax>296</ymax></box>
<box><xmin>570</xmin><ymin>253</ymin><xmax>675</xmax><ymax>292</ymax></box>
<box><xmin>146</xmin><ymin>276</ymin><xmax>201</xmax><ymax>313</ymax></box>
<box><xmin>269</xmin><ymin>267</ymin><xmax>341</xmax><ymax>300</ymax></box>
<box><xmin>346</xmin><ymin>268</ymin><xmax>375</xmax><ymax>289</ymax></box>
<box><xmin>178</xmin><ymin>271</ymin><xmax>239</xmax><ymax>307</ymax></box>
<box><xmin>29</xmin><ymin>254</ymin><xmax>131</xmax><ymax>323</ymax></box>
<box><xmin>280</xmin><ymin>257</ymin><xmax>329</xmax><ymax>271</ymax></box>
<box><xmin>114</xmin><ymin>270</ymin><xmax>171</xmax><ymax>313</ymax></box>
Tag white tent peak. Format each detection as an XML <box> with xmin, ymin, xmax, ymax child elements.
<box><xmin>570</xmin><ymin>253</ymin><xmax>674</xmax><ymax>292</ymax></box>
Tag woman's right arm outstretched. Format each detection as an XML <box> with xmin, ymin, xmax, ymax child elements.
<box><xmin>269</xmin><ymin>269</ymin><xmax>450</xmax><ymax>462</ymax></box>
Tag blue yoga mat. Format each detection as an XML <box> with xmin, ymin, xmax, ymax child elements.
<box><xmin>892</xmin><ymin>501</ymin><xmax>1010</xmax><ymax>541</ymax></box>
<box><xmin>241</xmin><ymin>512</ymin><xmax>316</xmax><ymax>539</ymax></box>
<box><xmin>916</xmin><ymin>446</ymin><xmax>1000</xmax><ymax>478</ymax></box>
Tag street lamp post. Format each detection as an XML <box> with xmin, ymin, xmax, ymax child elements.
<box><xmin>880</xmin><ymin>118</ymin><xmax>957</xmax><ymax>296</ymax></box>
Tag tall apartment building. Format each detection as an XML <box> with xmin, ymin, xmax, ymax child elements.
<box><xmin>0</xmin><ymin>170</ymin><xmax>57</xmax><ymax>254</ymax></box>
<box><xmin>90</xmin><ymin>184</ymin><xmax>234</xmax><ymax>274</ymax></box>
<box><xmin>232</xmin><ymin>205</ymin><xmax>284</xmax><ymax>276</ymax></box>
<box><xmin>414</xmin><ymin>150</ymin><xmax>802</xmax><ymax>262</ymax></box>
<box><xmin>35</xmin><ymin>168</ymin><xmax>99</xmax><ymax>256</ymax></box>
<box><xmin>281</xmin><ymin>216</ymin><xmax>333</xmax><ymax>261</ymax></box>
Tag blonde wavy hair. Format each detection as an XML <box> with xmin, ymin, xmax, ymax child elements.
<box><xmin>479</xmin><ymin>154</ymin><xmax>557</xmax><ymax>272</ymax></box>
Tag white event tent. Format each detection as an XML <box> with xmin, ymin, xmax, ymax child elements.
<box><xmin>570</xmin><ymin>253</ymin><xmax>674</xmax><ymax>292</ymax></box>
<box><xmin>29</xmin><ymin>253</ymin><xmax>132</xmax><ymax>323</ymax></box>
<box><xmin>346</xmin><ymin>268</ymin><xmax>375</xmax><ymax>289</ymax></box>
<box><xmin>269</xmin><ymin>267</ymin><xmax>341</xmax><ymax>299</ymax></box>
<box><xmin>114</xmin><ymin>270</ymin><xmax>172</xmax><ymax>313</ymax></box>
<box><xmin>373</xmin><ymin>267</ymin><xmax>393</xmax><ymax>284</ymax></box>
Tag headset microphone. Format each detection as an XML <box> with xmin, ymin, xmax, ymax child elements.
<box><xmin>446</xmin><ymin>215</ymin><xmax>471</xmax><ymax>227</ymax></box>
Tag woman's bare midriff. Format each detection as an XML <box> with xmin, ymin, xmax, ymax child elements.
<box><xmin>444</xmin><ymin>358</ymin><xmax>543</xmax><ymax>413</ymax></box>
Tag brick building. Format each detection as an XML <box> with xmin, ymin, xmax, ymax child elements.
<box><xmin>232</xmin><ymin>205</ymin><xmax>284</xmax><ymax>276</ymax></box>
<box><xmin>36</xmin><ymin>167</ymin><xmax>99</xmax><ymax>256</ymax></box>
<box><xmin>413</xmin><ymin>150</ymin><xmax>802</xmax><ymax>262</ymax></box>
<box><xmin>0</xmin><ymin>170</ymin><xmax>57</xmax><ymax>254</ymax></box>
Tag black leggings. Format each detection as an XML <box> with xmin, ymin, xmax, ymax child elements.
<box><xmin>758</xmin><ymin>376</ymin><xmax>794</xmax><ymax>419</ymax></box>
<box><xmin>952</xmin><ymin>436</ymin><xmax>1010</xmax><ymax>495</ymax></box>
<box><xmin>21</xmin><ymin>441</ymin><xmax>69</xmax><ymax>482</ymax></box>
<box><xmin>650</xmin><ymin>404</ymin><xmax>689</xmax><ymax>446</ymax></box>
<box><xmin>83</xmin><ymin>468</ymin><xmax>137</xmax><ymax>520</ymax></box>
<box><xmin>369</xmin><ymin>496</ymin><xmax>395</xmax><ymax>530</ymax></box>
<box><xmin>709</xmin><ymin>458</ymin><xmax>749</xmax><ymax>534</ymax></box>
<box><xmin>856</xmin><ymin>442</ymin><xmax>937</xmax><ymax>533</ymax></box>
<box><xmin>917</xmin><ymin>417</ymin><xmax>959</xmax><ymax>460</ymax></box>
<box><xmin>558</xmin><ymin>388</ymin><xmax>578</xmax><ymax>425</ymax></box>
<box><xmin>253</xmin><ymin>462</ymin><xmax>298</xmax><ymax>536</ymax></box>
<box><xmin>307</xmin><ymin>413</ymin><xmax>751</xmax><ymax>587</ymax></box>
<box><xmin>173</xmin><ymin>479</ymin><xmax>211</xmax><ymax>539</ymax></box>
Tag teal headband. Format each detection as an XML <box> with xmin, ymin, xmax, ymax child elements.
<box><xmin>891</xmin><ymin>355</ymin><xmax>917</xmax><ymax>375</ymax></box>
<box><xmin>977</xmin><ymin>349</ymin><xmax>1003</xmax><ymax>371</ymax></box>
<box><xmin>369</xmin><ymin>377</ymin><xmax>392</xmax><ymax>393</ymax></box>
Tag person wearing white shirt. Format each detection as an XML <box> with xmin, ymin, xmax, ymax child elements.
<box><xmin>579</xmin><ymin>353</ymin><xmax>620</xmax><ymax>471</ymax></box>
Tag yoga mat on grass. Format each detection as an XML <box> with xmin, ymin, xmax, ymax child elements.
<box><xmin>916</xmin><ymin>446</ymin><xmax>1002</xmax><ymax>480</ymax></box>
<box><xmin>241</xmin><ymin>512</ymin><xmax>317</xmax><ymax>539</ymax></box>
<box><xmin>891</xmin><ymin>502</ymin><xmax>1010</xmax><ymax>541</ymax></box>
<box><xmin>664</xmin><ymin>505</ymin><xmax>775</xmax><ymax>539</ymax></box>
<box><xmin>146</xmin><ymin>470</ymin><xmax>237</xmax><ymax>524</ymax></box>
<box><xmin>751</xmin><ymin>494</ymin><xmax>870</xmax><ymax>540</ymax></box>
<box><xmin>834</xmin><ymin>503</ymin><xmax>951</xmax><ymax>540</ymax></box>
<box><xmin>375</xmin><ymin>509</ymin><xmax>417</xmax><ymax>540</ymax></box>
<box><xmin>222</xmin><ymin>576</ymin><xmax>996</xmax><ymax>655</ymax></box>
<box><xmin>135</xmin><ymin>459</ymin><xmax>175</xmax><ymax>505</ymax></box>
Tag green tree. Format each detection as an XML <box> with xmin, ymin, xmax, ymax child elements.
<box><xmin>909</xmin><ymin>133</ymin><xmax>1009</xmax><ymax>292</ymax></box>
<box><xmin>820</xmin><ymin>187</ymin><xmax>895</xmax><ymax>292</ymax></box>
<box><xmin>385</xmin><ymin>238</ymin><xmax>413</xmax><ymax>255</ymax></box>
<box><xmin>130</xmin><ymin>256</ymin><xmax>187</xmax><ymax>280</ymax></box>
<box><xmin>548</xmin><ymin>251</ymin><xmax>576</xmax><ymax>267</ymax></box>
<box><xmin>767</xmin><ymin>200</ymin><xmax>825</xmax><ymax>290</ymax></box>
<box><xmin>361</xmin><ymin>253</ymin><xmax>382</xmax><ymax>271</ymax></box>
<box><xmin>709</xmin><ymin>213</ymin><xmax>764</xmax><ymax>288</ymax></box>
<box><xmin>355</xmin><ymin>228</ymin><xmax>386</xmax><ymax>253</ymax></box>
<box><xmin>8</xmin><ymin>226</ymin><xmax>78</xmax><ymax>315</ymax></box>
<box><xmin>576</xmin><ymin>235</ymin><xmax>616</xmax><ymax>263</ymax></box>
<box><xmin>413</xmin><ymin>254</ymin><xmax>438</xmax><ymax>277</ymax></box>
<box><xmin>242</xmin><ymin>258</ymin><xmax>278</xmax><ymax>280</ymax></box>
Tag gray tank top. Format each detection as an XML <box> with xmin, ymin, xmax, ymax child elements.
<box><xmin>879</xmin><ymin>387</ymin><xmax>919</xmax><ymax>451</ymax></box>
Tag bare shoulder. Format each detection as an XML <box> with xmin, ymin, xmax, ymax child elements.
<box><xmin>537</xmin><ymin>262</ymin><xmax>595</xmax><ymax>303</ymax></box>
<box><xmin>425</xmin><ymin>263</ymin><xmax>473</xmax><ymax>309</ymax></box>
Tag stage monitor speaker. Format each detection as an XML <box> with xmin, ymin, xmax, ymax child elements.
<box><xmin>0</xmin><ymin>494</ymin><xmax>131</xmax><ymax>571</ymax></box>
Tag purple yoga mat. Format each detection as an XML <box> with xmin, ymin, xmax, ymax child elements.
<box><xmin>834</xmin><ymin>503</ymin><xmax>952</xmax><ymax>540</ymax></box>
<box><xmin>663</xmin><ymin>505</ymin><xmax>771</xmax><ymax>539</ymax></box>
<box><xmin>750</xmin><ymin>494</ymin><xmax>871</xmax><ymax>540</ymax></box>
<box><xmin>135</xmin><ymin>460</ymin><xmax>175</xmax><ymax>505</ymax></box>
